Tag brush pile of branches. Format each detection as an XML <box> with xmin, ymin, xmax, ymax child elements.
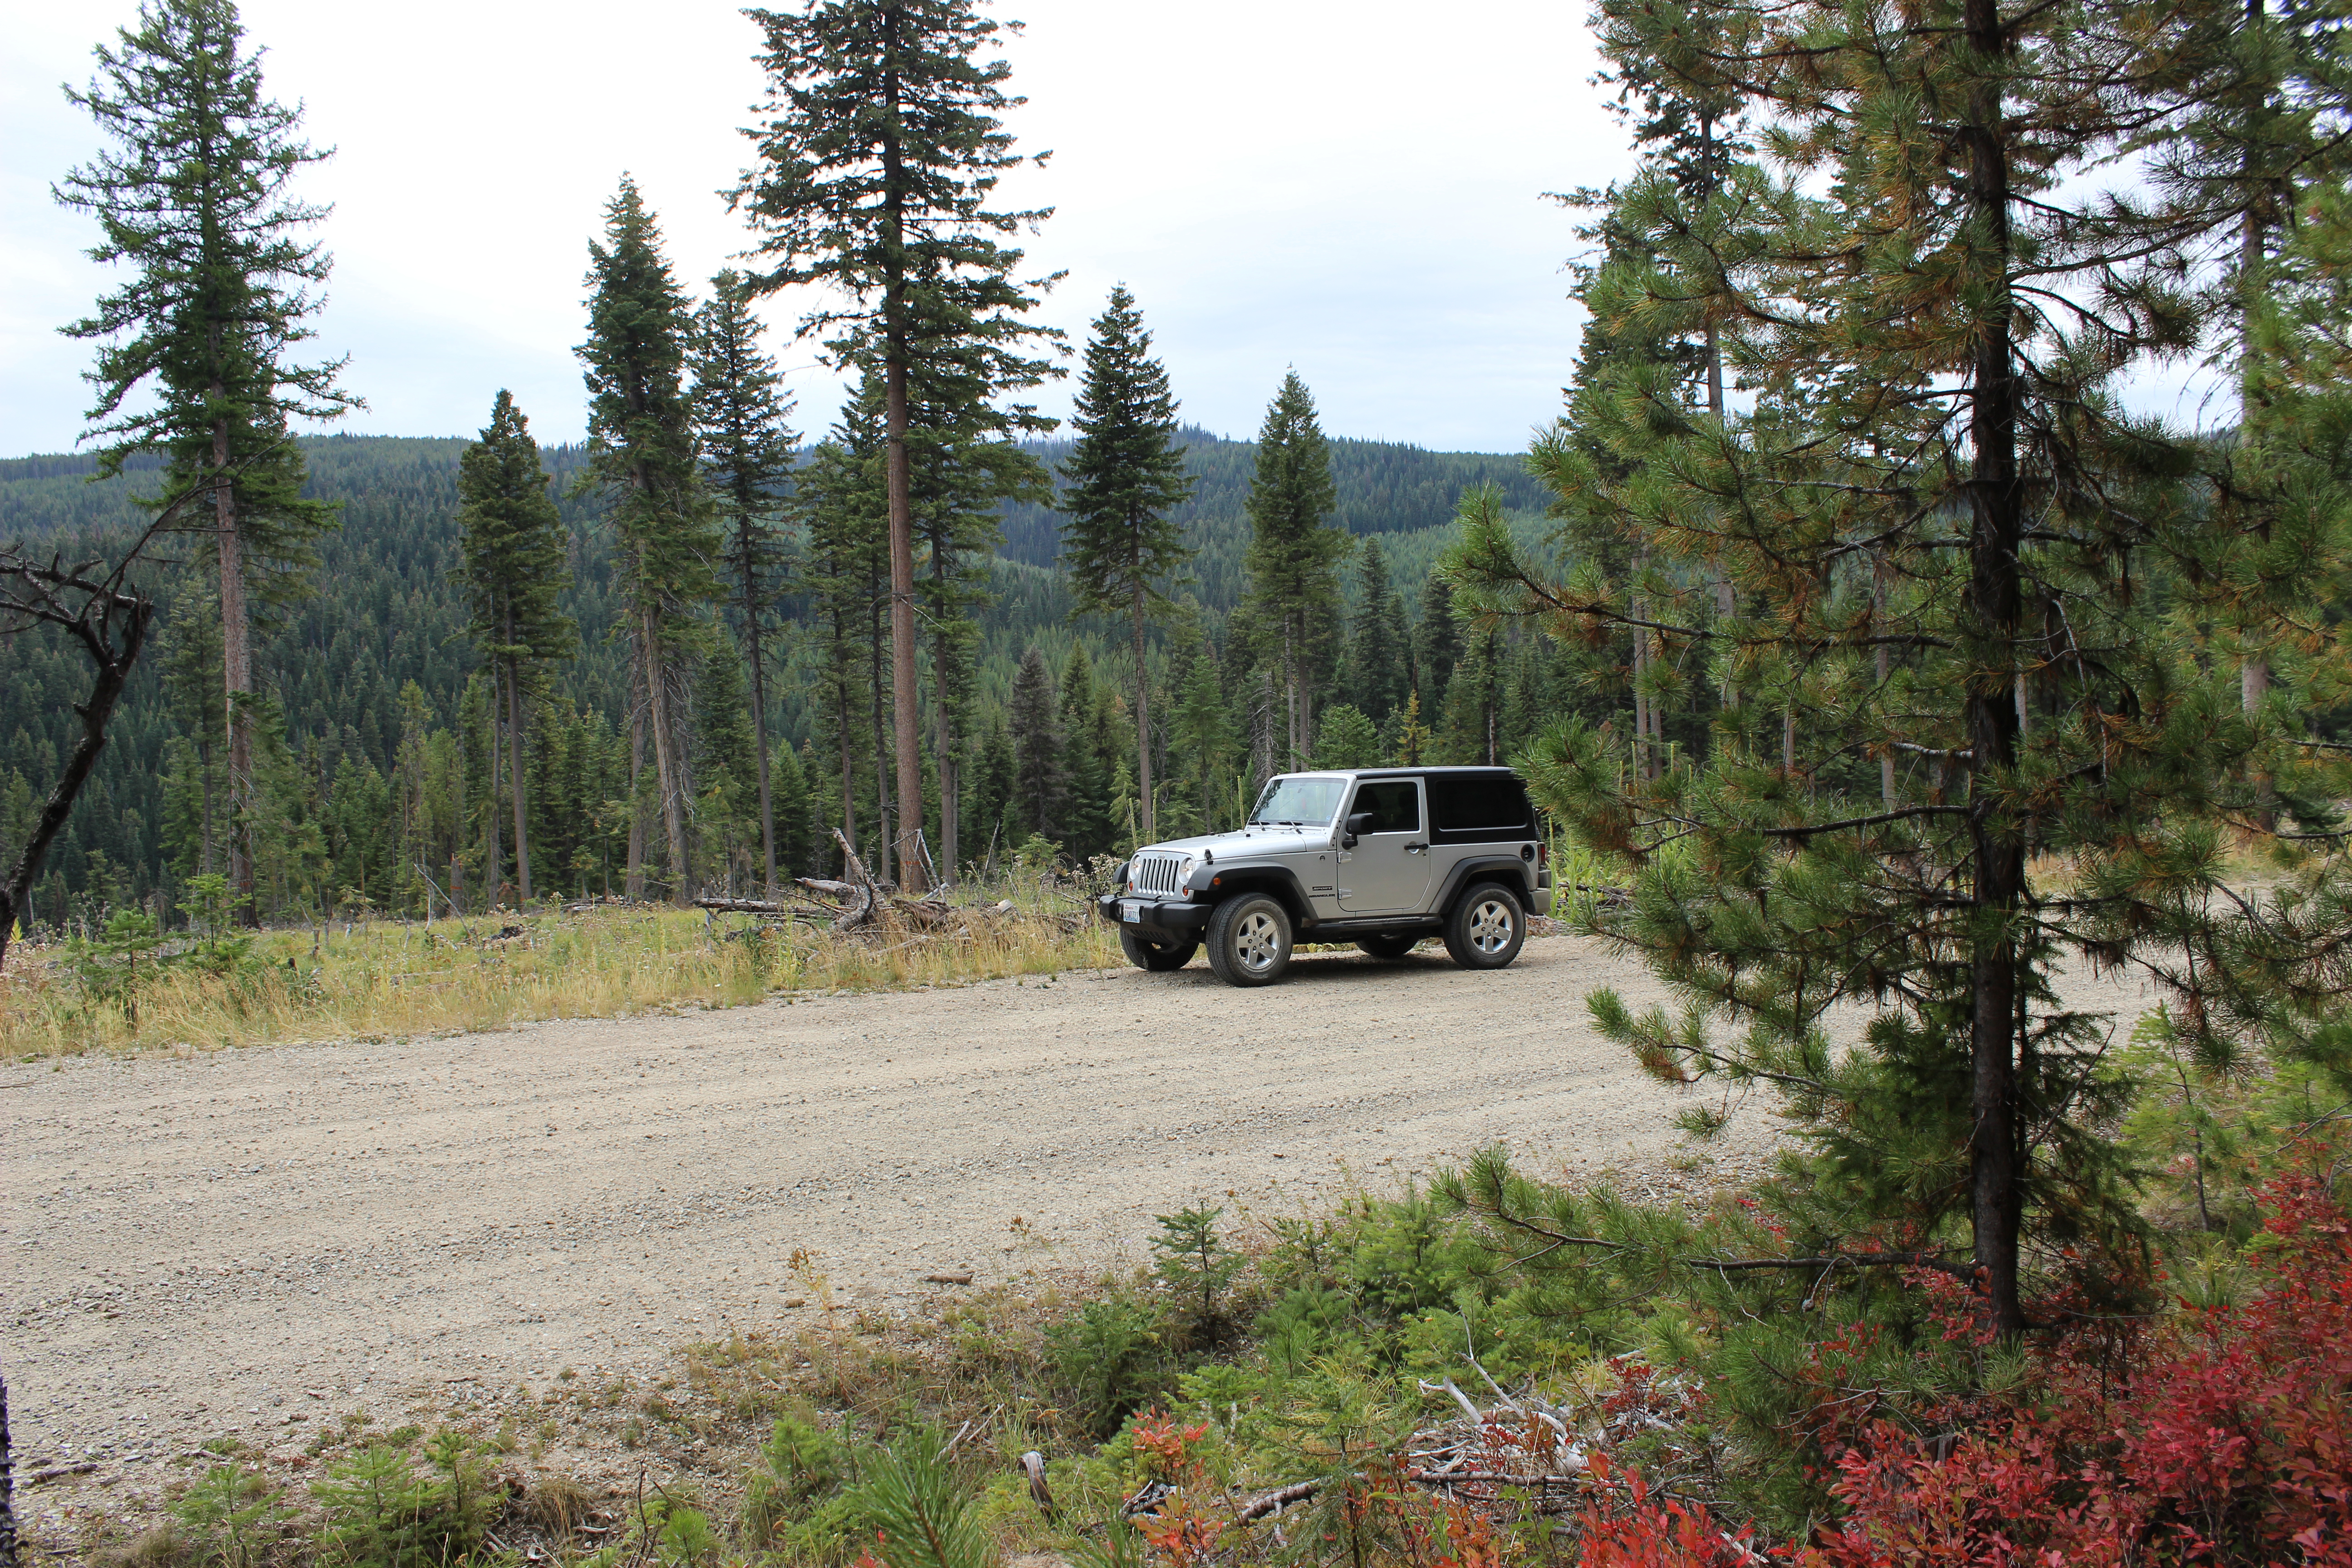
<box><xmin>695</xmin><ymin>831</ymin><xmax>1088</xmax><ymax>937</ymax></box>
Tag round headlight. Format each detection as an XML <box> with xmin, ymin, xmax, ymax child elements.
<box><xmin>1178</xmin><ymin>854</ymin><xmax>1198</xmax><ymax>888</ymax></box>
<box><xmin>1122</xmin><ymin>859</ymin><xmax>1137</xmax><ymax>892</ymax></box>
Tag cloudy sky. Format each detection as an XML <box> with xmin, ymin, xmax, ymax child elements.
<box><xmin>4</xmin><ymin>0</ymin><xmax>1630</xmax><ymax>460</ymax></box>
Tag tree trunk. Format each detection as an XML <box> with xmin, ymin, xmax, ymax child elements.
<box><xmin>744</xmin><ymin>549</ymin><xmax>778</xmax><ymax>897</ymax></box>
<box><xmin>641</xmin><ymin>613</ymin><xmax>692</xmax><ymax>906</ymax></box>
<box><xmin>0</xmin><ymin>598</ymin><xmax>153</xmax><ymax>974</ymax></box>
<box><xmin>485</xmin><ymin>668</ymin><xmax>504</xmax><ymax>906</ymax></box>
<box><xmin>214</xmin><ymin>414</ymin><xmax>256</xmax><ymax>925</ymax></box>
<box><xmin>1962</xmin><ymin>0</ymin><xmax>2028</xmax><ymax>1338</ymax></box>
<box><xmin>504</xmin><ymin>639</ymin><xmax>532</xmax><ymax>906</ymax></box>
<box><xmin>2240</xmin><ymin>0</ymin><xmax>2276</xmax><ymax>829</ymax></box>
<box><xmin>870</xmin><ymin>596</ymin><xmax>893</xmax><ymax>885</ymax></box>
<box><xmin>626</xmin><ymin>645</ymin><xmax>647</xmax><ymax>902</ymax></box>
<box><xmin>835</xmin><ymin>611</ymin><xmax>858</xmax><ymax>877</ymax></box>
<box><xmin>877</xmin><ymin>43</ymin><xmax>928</xmax><ymax>896</ymax></box>
<box><xmin>1133</xmin><ymin>589</ymin><xmax>1154</xmax><ymax>843</ymax></box>
<box><xmin>1</xmin><ymin>1367</ymin><xmax>19</xmax><ymax>1568</ymax></box>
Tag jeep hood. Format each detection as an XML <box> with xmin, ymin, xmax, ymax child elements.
<box><xmin>1133</xmin><ymin>824</ymin><xmax>1333</xmax><ymax>859</ymax></box>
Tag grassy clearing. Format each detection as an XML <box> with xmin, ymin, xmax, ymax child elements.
<box><xmin>0</xmin><ymin>881</ymin><xmax>1117</xmax><ymax>1062</ymax></box>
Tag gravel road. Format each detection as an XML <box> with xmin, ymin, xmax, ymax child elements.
<box><xmin>4</xmin><ymin>936</ymin><xmax>1764</xmax><ymax>1474</ymax></box>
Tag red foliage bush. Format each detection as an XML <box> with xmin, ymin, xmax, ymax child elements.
<box><xmin>1801</xmin><ymin>1178</ymin><xmax>2352</xmax><ymax>1566</ymax></box>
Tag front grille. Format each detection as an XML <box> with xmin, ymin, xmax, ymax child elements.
<box><xmin>1134</xmin><ymin>854</ymin><xmax>1185</xmax><ymax>895</ymax></box>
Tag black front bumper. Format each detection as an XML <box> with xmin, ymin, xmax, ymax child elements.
<box><xmin>1096</xmin><ymin>892</ymin><xmax>1214</xmax><ymax>939</ymax></box>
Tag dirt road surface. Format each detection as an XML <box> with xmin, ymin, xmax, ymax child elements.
<box><xmin>5</xmin><ymin>937</ymin><xmax>1771</xmax><ymax>1476</ymax></box>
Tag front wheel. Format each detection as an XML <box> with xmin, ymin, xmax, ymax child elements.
<box><xmin>1205</xmin><ymin>894</ymin><xmax>1294</xmax><ymax>987</ymax></box>
<box><xmin>1443</xmin><ymin>882</ymin><xmax>1525</xmax><ymax>970</ymax></box>
<box><xmin>1120</xmin><ymin>928</ymin><xmax>1198</xmax><ymax>971</ymax></box>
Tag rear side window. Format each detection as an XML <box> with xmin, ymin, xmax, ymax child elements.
<box><xmin>1350</xmin><ymin>780</ymin><xmax>1420</xmax><ymax>834</ymax></box>
<box><xmin>1427</xmin><ymin>775</ymin><xmax>1530</xmax><ymax>834</ymax></box>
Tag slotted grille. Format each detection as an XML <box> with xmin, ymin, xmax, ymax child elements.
<box><xmin>1135</xmin><ymin>854</ymin><xmax>1185</xmax><ymax>895</ymax></box>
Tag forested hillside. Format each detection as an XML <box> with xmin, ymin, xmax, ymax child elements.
<box><xmin>0</xmin><ymin>430</ymin><xmax>1567</xmax><ymax>926</ymax></box>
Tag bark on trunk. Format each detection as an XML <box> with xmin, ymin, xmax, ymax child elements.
<box><xmin>642</xmin><ymin>612</ymin><xmax>692</xmax><ymax>906</ymax></box>
<box><xmin>877</xmin><ymin>32</ymin><xmax>928</xmax><ymax>894</ymax></box>
<box><xmin>626</xmin><ymin>650</ymin><xmax>647</xmax><ymax>902</ymax></box>
<box><xmin>214</xmin><ymin>415</ymin><xmax>256</xmax><ymax>925</ymax></box>
<box><xmin>485</xmin><ymin>668</ymin><xmax>504</xmax><ymax>905</ymax></box>
<box><xmin>1962</xmin><ymin>0</ymin><xmax>2028</xmax><ymax>1338</ymax></box>
<box><xmin>1133</xmin><ymin>590</ymin><xmax>1153</xmax><ymax>844</ymax></box>
<box><xmin>870</xmin><ymin>596</ymin><xmax>894</xmax><ymax>885</ymax></box>
<box><xmin>744</xmin><ymin>552</ymin><xmax>777</xmax><ymax>897</ymax></box>
<box><xmin>505</xmin><ymin>638</ymin><xmax>532</xmax><ymax>906</ymax></box>
<box><xmin>0</xmin><ymin>598</ymin><xmax>153</xmax><ymax>973</ymax></box>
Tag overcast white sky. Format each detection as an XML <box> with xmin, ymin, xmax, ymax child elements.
<box><xmin>3</xmin><ymin>0</ymin><xmax>1632</xmax><ymax>460</ymax></box>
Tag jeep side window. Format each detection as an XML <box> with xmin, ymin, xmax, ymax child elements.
<box><xmin>1427</xmin><ymin>776</ymin><xmax>1530</xmax><ymax>833</ymax></box>
<box><xmin>1352</xmin><ymin>780</ymin><xmax>1419</xmax><ymax>834</ymax></box>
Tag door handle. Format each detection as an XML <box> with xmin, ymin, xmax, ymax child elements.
<box><xmin>1406</xmin><ymin>843</ymin><xmax>1427</xmax><ymax>854</ymax></box>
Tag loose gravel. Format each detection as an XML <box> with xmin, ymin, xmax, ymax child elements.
<box><xmin>3</xmin><ymin>936</ymin><xmax>1774</xmax><ymax>1496</ymax></box>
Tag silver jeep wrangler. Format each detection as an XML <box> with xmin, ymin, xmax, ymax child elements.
<box><xmin>1094</xmin><ymin>766</ymin><xmax>1553</xmax><ymax>987</ymax></box>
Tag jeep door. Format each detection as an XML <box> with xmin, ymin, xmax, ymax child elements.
<box><xmin>1336</xmin><ymin>779</ymin><xmax>1432</xmax><ymax>914</ymax></box>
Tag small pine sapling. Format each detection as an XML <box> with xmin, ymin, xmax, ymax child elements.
<box><xmin>1150</xmin><ymin>1203</ymin><xmax>1240</xmax><ymax>1326</ymax></box>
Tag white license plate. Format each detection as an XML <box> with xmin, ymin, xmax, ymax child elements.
<box><xmin>1120</xmin><ymin>900</ymin><xmax>1141</xmax><ymax>921</ymax></box>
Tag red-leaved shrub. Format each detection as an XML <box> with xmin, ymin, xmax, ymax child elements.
<box><xmin>1802</xmin><ymin>1177</ymin><xmax>2352</xmax><ymax>1566</ymax></box>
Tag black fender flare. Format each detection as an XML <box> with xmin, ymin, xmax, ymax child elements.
<box><xmin>1198</xmin><ymin>865</ymin><xmax>1317</xmax><ymax>928</ymax></box>
<box><xmin>1434</xmin><ymin>856</ymin><xmax>1538</xmax><ymax>917</ymax></box>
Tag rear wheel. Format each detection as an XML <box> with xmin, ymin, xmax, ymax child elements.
<box><xmin>1355</xmin><ymin>935</ymin><xmax>1420</xmax><ymax>960</ymax></box>
<box><xmin>1205</xmin><ymin>893</ymin><xmax>1294</xmax><ymax>987</ymax></box>
<box><xmin>1443</xmin><ymin>882</ymin><xmax>1525</xmax><ymax>970</ymax></box>
<box><xmin>1120</xmin><ymin>928</ymin><xmax>1198</xmax><ymax>971</ymax></box>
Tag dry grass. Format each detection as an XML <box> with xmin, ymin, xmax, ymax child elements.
<box><xmin>0</xmin><ymin>889</ymin><xmax>1117</xmax><ymax>1062</ymax></box>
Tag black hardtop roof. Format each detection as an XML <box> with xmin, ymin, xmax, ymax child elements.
<box><xmin>1345</xmin><ymin>765</ymin><xmax>1519</xmax><ymax>778</ymax></box>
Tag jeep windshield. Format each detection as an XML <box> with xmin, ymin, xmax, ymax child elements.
<box><xmin>1247</xmin><ymin>776</ymin><xmax>1343</xmax><ymax>827</ymax></box>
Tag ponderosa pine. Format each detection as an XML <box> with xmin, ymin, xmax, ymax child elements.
<box><xmin>1241</xmin><ymin>372</ymin><xmax>1347</xmax><ymax>771</ymax></box>
<box><xmin>55</xmin><ymin>0</ymin><xmax>358</xmax><ymax>922</ymax></box>
<box><xmin>578</xmin><ymin>178</ymin><xmax>716</xmax><ymax>906</ymax></box>
<box><xmin>1059</xmin><ymin>285</ymin><xmax>1195</xmax><ymax>843</ymax></box>
<box><xmin>1454</xmin><ymin>0</ymin><xmax>2352</xmax><ymax>1338</ymax></box>
<box><xmin>735</xmin><ymin>0</ymin><xmax>1062</xmax><ymax>892</ymax></box>
<box><xmin>691</xmin><ymin>272</ymin><xmax>799</xmax><ymax>897</ymax></box>
<box><xmin>455</xmin><ymin>390</ymin><xmax>574</xmax><ymax>906</ymax></box>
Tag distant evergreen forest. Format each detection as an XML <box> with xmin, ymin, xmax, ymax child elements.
<box><xmin>0</xmin><ymin>430</ymin><xmax>1575</xmax><ymax>926</ymax></box>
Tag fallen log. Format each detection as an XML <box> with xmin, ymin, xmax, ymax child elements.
<box><xmin>830</xmin><ymin>829</ymin><xmax>880</xmax><ymax>931</ymax></box>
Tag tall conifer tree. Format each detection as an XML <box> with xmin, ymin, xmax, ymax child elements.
<box><xmin>455</xmin><ymin>390</ymin><xmax>574</xmax><ymax>906</ymax></box>
<box><xmin>56</xmin><ymin>0</ymin><xmax>358</xmax><ymax>922</ymax></box>
<box><xmin>1454</xmin><ymin>0</ymin><xmax>2352</xmax><ymax>1337</ymax></box>
<box><xmin>691</xmin><ymin>271</ymin><xmax>798</xmax><ymax>896</ymax></box>
<box><xmin>1059</xmin><ymin>285</ymin><xmax>1194</xmax><ymax>843</ymax></box>
<box><xmin>735</xmin><ymin>0</ymin><xmax>1063</xmax><ymax>892</ymax></box>
<box><xmin>1240</xmin><ymin>372</ymin><xmax>1347</xmax><ymax>769</ymax></box>
<box><xmin>578</xmin><ymin>178</ymin><xmax>715</xmax><ymax>906</ymax></box>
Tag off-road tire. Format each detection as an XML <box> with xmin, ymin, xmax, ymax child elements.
<box><xmin>1205</xmin><ymin>893</ymin><xmax>1294</xmax><ymax>987</ymax></box>
<box><xmin>1355</xmin><ymin>935</ymin><xmax>1420</xmax><ymax>960</ymax></box>
<box><xmin>1443</xmin><ymin>882</ymin><xmax>1525</xmax><ymax>970</ymax></box>
<box><xmin>1120</xmin><ymin>928</ymin><xmax>1199</xmax><ymax>971</ymax></box>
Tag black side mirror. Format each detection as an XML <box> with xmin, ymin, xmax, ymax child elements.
<box><xmin>1343</xmin><ymin>811</ymin><xmax>1374</xmax><ymax>847</ymax></box>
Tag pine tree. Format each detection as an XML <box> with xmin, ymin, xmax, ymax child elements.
<box><xmin>735</xmin><ymin>0</ymin><xmax>1063</xmax><ymax>892</ymax></box>
<box><xmin>1311</xmin><ymin>705</ymin><xmax>1381</xmax><ymax>769</ymax></box>
<box><xmin>1345</xmin><ymin>537</ymin><xmax>1408</xmax><ymax>726</ymax></box>
<box><xmin>1453</xmin><ymin>0</ymin><xmax>2352</xmax><ymax>1337</ymax></box>
<box><xmin>455</xmin><ymin>390</ymin><xmax>574</xmax><ymax>906</ymax></box>
<box><xmin>1240</xmin><ymin>372</ymin><xmax>1348</xmax><ymax>769</ymax></box>
<box><xmin>55</xmin><ymin>0</ymin><xmax>359</xmax><ymax>921</ymax></box>
<box><xmin>1058</xmin><ymin>643</ymin><xmax>1111</xmax><ymax>860</ymax></box>
<box><xmin>1059</xmin><ymin>285</ymin><xmax>1195</xmax><ymax>843</ymax></box>
<box><xmin>1412</xmin><ymin>571</ymin><xmax>1462</xmax><ymax>716</ymax></box>
<box><xmin>692</xmin><ymin>271</ymin><xmax>798</xmax><ymax>896</ymax></box>
<box><xmin>578</xmin><ymin>178</ymin><xmax>716</xmax><ymax>906</ymax></box>
<box><xmin>1006</xmin><ymin>648</ymin><xmax>1063</xmax><ymax>847</ymax></box>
